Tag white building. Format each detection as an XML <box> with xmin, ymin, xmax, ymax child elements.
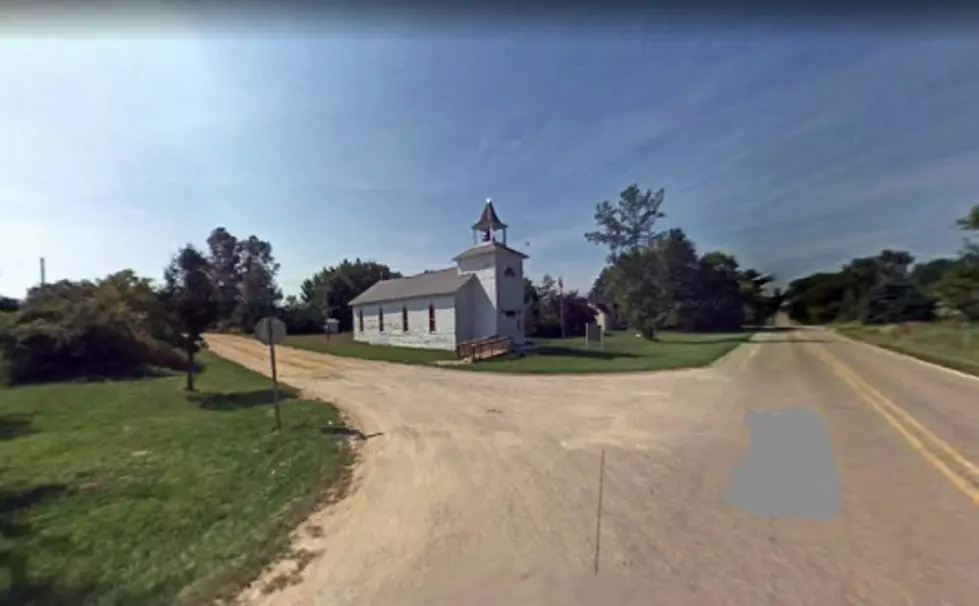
<box><xmin>349</xmin><ymin>200</ymin><xmax>528</xmax><ymax>351</ymax></box>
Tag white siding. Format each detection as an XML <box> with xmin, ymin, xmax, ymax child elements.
<box><xmin>458</xmin><ymin>247</ymin><xmax>527</xmax><ymax>345</ymax></box>
<box><xmin>454</xmin><ymin>282</ymin><xmax>475</xmax><ymax>343</ymax></box>
<box><xmin>457</xmin><ymin>255</ymin><xmax>498</xmax><ymax>340</ymax></box>
<box><xmin>495</xmin><ymin>250</ymin><xmax>526</xmax><ymax>346</ymax></box>
<box><xmin>351</xmin><ymin>295</ymin><xmax>457</xmax><ymax>351</ymax></box>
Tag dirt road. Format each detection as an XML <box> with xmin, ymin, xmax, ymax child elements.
<box><xmin>205</xmin><ymin>329</ymin><xmax>979</xmax><ymax>606</ymax></box>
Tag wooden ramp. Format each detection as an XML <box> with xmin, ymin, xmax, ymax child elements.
<box><xmin>455</xmin><ymin>336</ymin><xmax>513</xmax><ymax>362</ymax></box>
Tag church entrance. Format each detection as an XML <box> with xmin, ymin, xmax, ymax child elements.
<box><xmin>500</xmin><ymin>309</ymin><xmax>519</xmax><ymax>341</ymax></box>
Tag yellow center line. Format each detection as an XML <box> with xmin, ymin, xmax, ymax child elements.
<box><xmin>808</xmin><ymin>343</ymin><xmax>979</xmax><ymax>507</ymax></box>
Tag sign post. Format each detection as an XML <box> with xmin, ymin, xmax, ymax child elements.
<box><xmin>558</xmin><ymin>276</ymin><xmax>566</xmax><ymax>340</ymax></box>
<box><xmin>254</xmin><ymin>316</ymin><xmax>287</xmax><ymax>431</ymax></box>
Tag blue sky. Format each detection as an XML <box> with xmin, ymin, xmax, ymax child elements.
<box><xmin>2</xmin><ymin>24</ymin><xmax>978</xmax><ymax>298</ymax></box>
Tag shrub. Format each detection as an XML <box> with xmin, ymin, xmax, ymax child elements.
<box><xmin>0</xmin><ymin>275</ymin><xmax>187</xmax><ymax>385</ymax></box>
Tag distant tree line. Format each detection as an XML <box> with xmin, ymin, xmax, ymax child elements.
<box><xmin>785</xmin><ymin>205</ymin><xmax>979</xmax><ymax>325</ymax></box>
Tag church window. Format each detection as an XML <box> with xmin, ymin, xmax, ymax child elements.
<box><xmin>428</xmin><ymin>303</ymin><xmax>436</xmax><ymax>333</ymax></box>
<box><xmin>402</xmin><ymin>306</ymin><xmax>409</xmax><ymax>332</ymax></box>
<box><xmin>358</xmin><ymin>308</ymin><xmax>364</xmax><ymax>332</ymax></box>
<box><xmin>503</xmin><ymin>267</ymin><xmax>516</xmax><ymax>277</ymax></box>
<box><xmin>378</xmin><ymin>308</ymin><xmax>384</xmax><ymax>332</ymax></box>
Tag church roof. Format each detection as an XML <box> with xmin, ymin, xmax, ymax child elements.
<box><xmin>452</xmin><ymin>240</ymin><xmax>529</xmax><ymax>262</ymax></box>
<box><xmin>472</xmin><ymin>200</ymin><xmax>507</xmax><ymax>231</ymax></box>
<box><xmin>349</xmin><ymin>268</ymin><xmax>474</xmax><ymax>306</ymax></box>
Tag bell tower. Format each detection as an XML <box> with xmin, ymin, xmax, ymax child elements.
<box><xmin>471</xmin><ymin>198</ymin><xmax>508</xmax><ymax>246</ymax></box>
<box><xmin>454</xmin><ymin>198</ymin><xmax>528</xmax><ymax>346</ymax></box>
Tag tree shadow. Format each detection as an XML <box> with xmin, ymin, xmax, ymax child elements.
<box><xmin>187</xmin><ymin>387</ymin><xmax>299</xmax><ymax>411</ymax></box>
<box><xmin>319</xmin><ymin>427</ymin><xmax>384</xmax><ymax>441</ymax></box>
<box><xmin>0</xmin><ymin>482</ymin><xmax>96</xmax><ymax>606</ymax></box>
<box><xmin>533</xmin><ymin>346</ymin><xmax>641</xmax><ymax>360</ymax></box>
<box><xmin>664</xmin><ymin>336</ymin><xmax>756</xmax><ymax>344</ymax></box>
<box><xmin>0</xmin><ymin>414</ymin><xmax>36</xmax><ymax>441</ymax></box>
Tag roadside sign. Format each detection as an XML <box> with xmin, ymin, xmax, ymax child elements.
<box><xmin>254</xmin><ymin>316</ymin><xmax>287</xmax><ymax>430</ymax></box>
<box><xmin>585</xmin><ymin>322</ymin><xmax>604</xmax><ymax>349</ymax></box>
<box><xmin>254</xmin><ymin>316</ymin><xmax>287</xmax><ymax>346</ymax></box>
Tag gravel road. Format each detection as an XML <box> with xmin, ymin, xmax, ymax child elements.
<box><xmin>205</xmin><ymin>328</ymin><xmax>979</xmax><ymax>606</ymax></box>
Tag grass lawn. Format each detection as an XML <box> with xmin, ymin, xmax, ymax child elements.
<box><xmin>282</xmin><ymin>332</ymin><xmax>456</xmax><ymax>364</ymax></box>
<box><xmin>0</xmin><ymin>353</ymin><xmax>352</xmax><ymax>605</ymax></box>
<box><xmin>468</xmin><ymin>330</ymin><xmax>753</xmax><ymax>374</ymax></box>
<box><xmin>834</xmin><ymin>322</ymin><xmax>979</xmax><ymax>377</ymax></box>
<box><xmin>282</xmin><ymin>330</ymin><xmax>752</xmax><ymax>374</ymax></box>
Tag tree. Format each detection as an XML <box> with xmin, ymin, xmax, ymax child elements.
<box><xmin>933</xmin><ymin>205</ymin><xmax>979</xmax><ymax>320</ymax></box>
<box><xmin>523</xmin><ymin>277</ymin><xmax>541</xmax><ymax>336</ymax></box>
<box><xmin>862</xmin><ymin>278</ymin><xmax>936</xmax><ymax>324</ymax></box>
<box><xmin>784</xmin><ymin>249</ymin><xmax>921</xmax><ymax>325</ymax></box>
<box><xmin>910</xmin><ymin>258</ymin><xmax>959</xmax><ymax>295</ymax></box>
<box><xmin>206</xmin><ymin>228</ymin><xmax>241</xmax><ymax>321</ymax></box>
<box><xmin>161</xmin><ymin>245</ymin><xmax>220</xmax><ymax>391</ymax></box>
<box><xmin>205</xmin><ymin>228</ymin><xmax>282</xmax><ymax>332</ymax></box>
<box><xmin>300</xmin><ymin>259</ymin><xmax>400</xmax><ymax>332</ymax></box>
<box><xmin>588</xmin><ymin>267</ymin><xmax>612</xmax><ymax>303</ymax></box>
<box><xmin>584</xmin><ymin>184</ymin><xmax>667</xmax><ymax>261</ymax></box>
<box><xmin>955</xmin><ymin>204</ymin><xmax>979</xmax><ymax>231</ymax></box>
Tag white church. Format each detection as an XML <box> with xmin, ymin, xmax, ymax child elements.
<box><xmin>349</xmin><ymin>200</ymin><xmax>528</xmax><ymax>351</ymax></box>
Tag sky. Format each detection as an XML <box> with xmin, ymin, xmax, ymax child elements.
<box><xmin>2</xmin><ymin>16</ymin><xmax>979</xmax><ymax>298</ymax></box>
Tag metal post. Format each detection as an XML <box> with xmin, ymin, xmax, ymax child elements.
<box><xmin>267</xmin><ymin>322</ymin><xmax>282</xmax><ymax>431</ymax></box>
<box><xmin>560</xmin><ymin>293</ymin><xmax>566</xmax><ymax>340</ymax></box>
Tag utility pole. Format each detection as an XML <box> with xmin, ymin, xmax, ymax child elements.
<box><xmin>40</xmin><ymin>257</ymin><xmax>46</xmax><ymax>287</ymax></box>
<box><xmin>559</xmin><ymin>276</ymin><xmax>566</xmax><ymax>339</ymax></box>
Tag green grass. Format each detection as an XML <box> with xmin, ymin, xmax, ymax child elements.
<box><xmin>0</xmin><ymin>352</ymin><xmax>353</xmax><ymax>605</ymax></box>
<box><xmin>283</xmin><ymin>331</ymin><xmax>752</xmax><ymax>374</ymax></box>
<box><xmin>465</xmin><ymin>330</ymin><xmax>753</xmax><ymax>374</ymax></box>
<box><xmin>282</xmin><ymin>332</ymin><xmax>456</xmax><ymax>364</ymax></box>
<box><xmin>835</xmin><ymin>322</ymin><xmax>979</xmax><ymax>377</ymax></box>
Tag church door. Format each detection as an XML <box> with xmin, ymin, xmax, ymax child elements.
<box><xmin>500</xmin><ymin>309</ymin><xmax>519</xmax><ymax>340</ymax></box>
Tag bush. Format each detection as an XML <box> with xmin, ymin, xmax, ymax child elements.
<box><xmin>278</xmin><ymin>303</ymin><xmax>325</xmax><ymax>335</ymax></box>
<box><xmin>0</xmin><ymin>275</ymin><xmax>187</xmax><ymax>386</ymax></box>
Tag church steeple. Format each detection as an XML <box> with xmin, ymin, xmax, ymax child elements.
<box><xmin>471</xmin><ymin>198</ymin><xmax>508</xmax><ymax>245</ymax></box>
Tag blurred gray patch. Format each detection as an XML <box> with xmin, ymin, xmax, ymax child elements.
<box><xmin>726</xmin><ymin>408</ymin><xmax>839</xmax><ymax>521</ymax></box>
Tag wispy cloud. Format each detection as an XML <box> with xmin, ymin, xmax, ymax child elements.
<box><xmin>2</xmin><ymin>32</ymin><xmax>978</xmax><ymax>298</ymax></box>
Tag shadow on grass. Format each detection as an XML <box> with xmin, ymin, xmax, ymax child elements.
<box><xmin>187</xmin><ymin>388</ymin><xmax>300</xmax><ymax>411</ymax></box>
<box><xmin>534</xmin><ymin>346</ymin><xmax>641</xmax><ymax>360</ymax></box>
<box><xmin>320</xmin><ymin>427</ymin><xmax>384</xmax><ymax>441</ymax></box>
<box><xmin>663</xmin><ymin>336</ymin><xmax>755</xmax><ymax>344</ymax></box>
<box><xmin>0</xmin><ymin>414</ymin><xmax>36</xmax><ymax>441</ymax></box>
<box><xmin>0</xmin><ymin>482</ymin><xmax>136</xmax><ymax>606</ymax></box>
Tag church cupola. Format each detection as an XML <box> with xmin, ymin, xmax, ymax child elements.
<box><xmin>472</xmin><ymin>198</ymin><xmax>508</xmax><ymax>245</ymax></box>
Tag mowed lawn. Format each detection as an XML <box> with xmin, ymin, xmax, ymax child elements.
<box><xmin>835</xmin><ymin>322</ymin><xmax>979</xmax><ymax>377</ymax></box>
<box><xmin>0</xmin><ymin>353</ymin><xmax>352</xmax><ymax>605</ymax></box>
<box><xmin>469</xmin><ymin>331</ymin><xmax>753</xmax><ymax>373</ymax></box>
<box><xmin>284</xmin><ymin>330</ymin><xmax>752</xmax><ymax>373</ymax></box>
<box><xmin>283</xmin><ymin>332</ymin><xmax>456</xmax><ymax>364</ymax></box>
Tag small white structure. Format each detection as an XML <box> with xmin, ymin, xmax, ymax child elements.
<box><xmin>349</xmin><ymin>200</ymin><xmax>528</xmax><ymax>351</ymax></box>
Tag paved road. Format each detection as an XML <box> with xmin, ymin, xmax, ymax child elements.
<box><xmin>206</xmin><ymin>328</ymin><xmax>979</xmax><ymax>606</ymax></box>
